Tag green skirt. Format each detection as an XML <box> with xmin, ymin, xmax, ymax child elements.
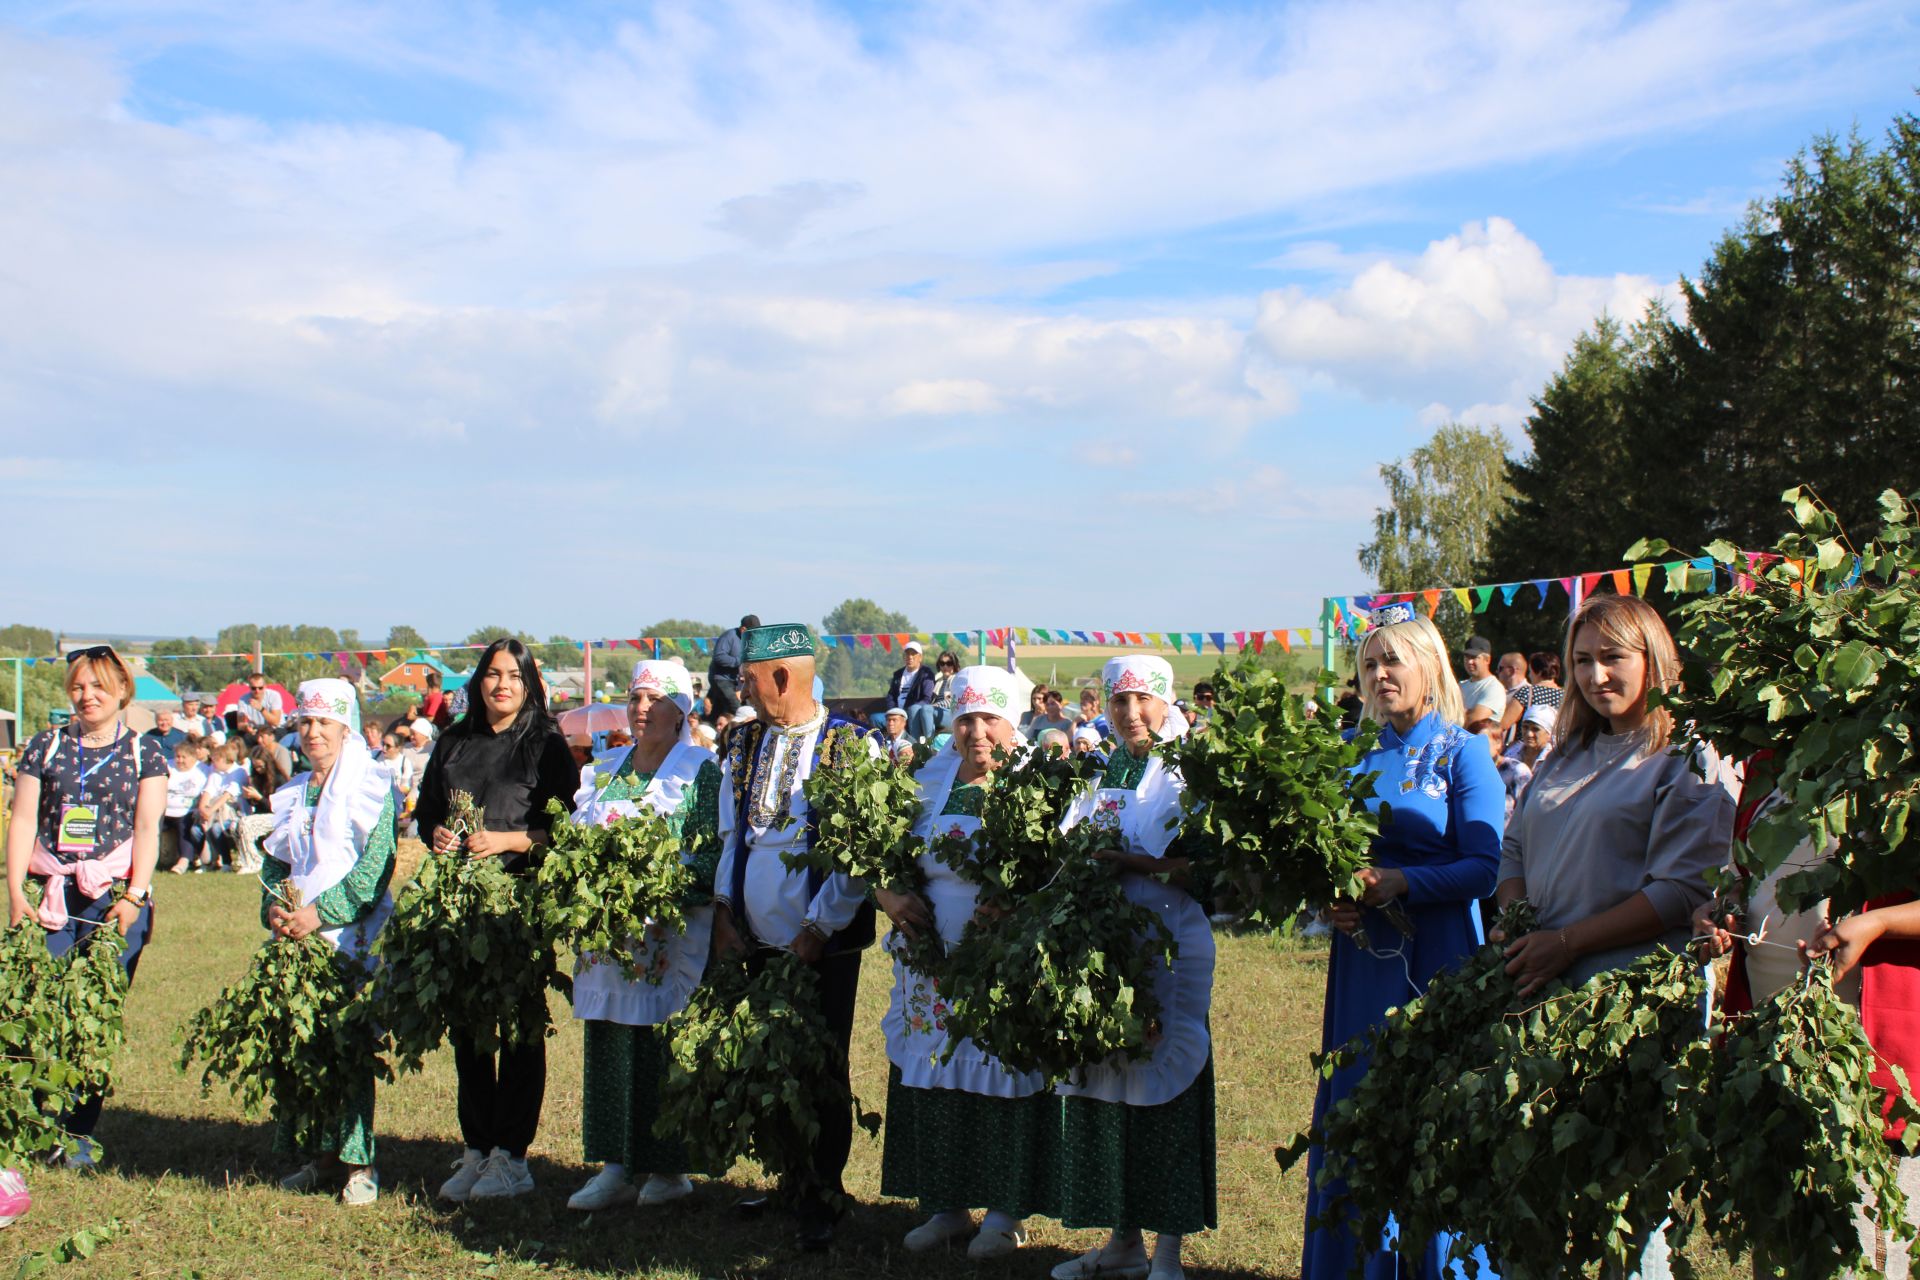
<box><xmin>1057</xmin><ymin>1056</ymin><xmax>1216</xmax><ymax>1236</ymax></box>
<box><xmin>582</xmin><ymin>1021</ymin><xmax>689</xmax><ymax>1173</ymax></box>
<box><xmin>273</xmin><ymin>1070</ymin><xmax>376</xmax><ymax>1166</ymax></box>
<box><xmin>880</xmin><ymin>1065</ymin><xmax>1063</xmax><ymax>1219</ymax></box>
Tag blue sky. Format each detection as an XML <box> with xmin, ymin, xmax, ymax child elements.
<box><xmin>3</xmin><ymin>0</ymin><xmax>1918</xmax><ymax>643</ymax></box>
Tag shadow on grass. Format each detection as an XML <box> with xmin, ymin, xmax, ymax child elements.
<box><xmin>91</xmin><ymin>1107</ymin><xmax>1096</xmax><ymax>1278</ymax></box>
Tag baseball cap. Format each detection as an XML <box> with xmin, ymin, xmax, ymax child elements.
<box><xmin>1463</xmin><ymin>636</ymin><xmax>1493</xmax><ymax>657</ymax></box>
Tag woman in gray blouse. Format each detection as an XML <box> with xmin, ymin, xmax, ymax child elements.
<box><xmin>1493</xmin><ymin>593</ymin><xmax>1734</xmax><ymax>994</ymax></box>
<box><xmin>1491</xmin><ymin>593</ymin><xmax>1733</xmax><ymax>1280</ymax></box>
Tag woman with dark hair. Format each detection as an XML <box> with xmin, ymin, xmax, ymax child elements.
<box><xmin>1499</xmin><ymin>650</ymin><xmax>1565</xmax><ymax>741</ymax></box>
<box><xmin>413</xmin><ymin>638</ymin><xmax>578</xmax><ymax>1202</ymax></box>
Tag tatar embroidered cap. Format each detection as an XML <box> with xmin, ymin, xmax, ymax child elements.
<box><xmin>629</xmin><ymin>659</ymin><xmax>694</xmax><ymax>714</ymax></box>
<box><xmin>1102</xmin><ymin>654</ymin><xmax>1174</xmax><ymax>705</ymax></box>
<box><xmin>741</xmin><ymin>623</ymin><xmax>816</xmax><ymax>663</ymax></box>
<box><xmin>294</xmin><ymin>678</ymin><xmax>360</xmax><ymax>732</ymax></box>
<box><xmin>948</xmin><ymin>665</ymin><xmax>1021</xmax><ymax>726</ymax></box>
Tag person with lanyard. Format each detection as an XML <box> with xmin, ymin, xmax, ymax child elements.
<box><xmin>260</xmin><ymin>680</ymin><xmax>397</xmax><ymax>1206</ymax></box>
<box><xmin>1493</xmin><ymin>594</ymin><xmax>1731</xmax><ymax>1279</ymax></box>
<box><xmin>1300</xmin><ymin>605</ymin><xmax>1504</xmax><ymax>1280</ymax></box>
<box><xmin>4</xmin><ymin>645</ymin><xmax>167</xmax><ymax>1168</ymax></box>
<box><xmin>875</xmin><ymin>665</ymin><xmax>1058</xmax><ymax>1262</ymax></box>
<box><xmin>413</xmin><ymin>637</ymin><xmax>579</xmax><ymax>1203</ymax></box>
<box><xmin>711</xmin><ymin>623</ymin><xmax>877</xmax><ymax>1252</ymax></box>
<box><xmin>563</xmin><ymin>660</ymin><xmax>723</xmax><ymax>1215</ymax></box>
<box><xmin>1049</xmin><ymin>654</ymin><xmax>1214</xmax><ymax>1280</ymax></box>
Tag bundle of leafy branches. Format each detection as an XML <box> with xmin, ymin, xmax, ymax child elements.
<box><xmin>537</xmin><ymin>799</ymin><xmax>694</xmax><ymax>983</ymax></box>
<box><xmin>1162</xmin><ymin>665</ymin><xmax>1384</xmax><ymax>932</ymax></box>
<box><xmin>931</xmin><ymin>741</ymin><xmax>1095</xmax><ymax>906</ymax></box>
<box><xmin>178</xmin><ymin>890</ymin><xmax>386</xmax><ymax>1152</ymax></box>
<box><xmin>654</xmin><ymin>952</ymin><xmax>877</xmax><ymax>1201</ymax></box>
<box><xmin>1288</xmin><ymin>893</ymin><xmax>1919</xmax><ymax>1280</ymax></box>
<box><xmin>786</xmin><ymin>730</ymin><xmax>934</xmax><ymax>968</ymax></box>
<box><xmin>0</xmin><ymin>920</ymin><xmax>128</xmax><ymax>1167</ymax></box>
<box><xmin>372</xmin><ymin>792</ymin><xmax>558</xmax><ymax>1068</ymax></box>
<box><xmin>1637</xmin><ymin>485</ymin><xmax>1920</xmax><ymax>915</ymax></box>
<box><xmin>926</xmin><ymin>741</ymin><xmax>1170</xmax><ymax>1083</ymax></box>
<box><xmin>1290</xmin><ymin>930</ymin><xmax>1714</xmax><ymax>1280</ymax></box>
<box><xmin>936</xmin><ymin>823</ymin><xmax>1175</xmax><ymax>1085</ymax></box>
<box><xmin>1697</xmin><ymin>961</ymin><xmax>1920</xmax><ymax>1278</ymax></box>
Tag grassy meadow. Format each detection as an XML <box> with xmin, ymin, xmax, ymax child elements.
<box><xmin>5</xmin><ymin>838</ymin><xmax>1746</xmax><ymax>1279</ymax></box>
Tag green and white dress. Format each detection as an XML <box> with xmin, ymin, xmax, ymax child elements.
<box><xmin>1053</xmin><ymin>747</ymin><xmax>1216</xmax><ymax>1236</ymax></box>
<box><xmin>567</xmin><ymin>741</ymin><xmax>722</xmax><ymax>1172</ymax></box>
<box><xmin>879</xmin><ymin>769</ymin><xmax>1061</xmax><ymax>1219</ymax></box>
<box><xmin>260</xmin><ymin>754</ymin><xmax>398</xmax><ymax>1166</ymax></box>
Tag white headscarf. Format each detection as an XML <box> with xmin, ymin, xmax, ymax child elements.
<box><xmin>1101</xmin><ymin>654</ymin><xmax>1190</xmax><ymax>740</ymax></box>
<box><xmin>914</xmin><ymin>666</ymin><xmax>1027</xmax><ymax>833</ymax></box>
<box><xmin>264</xmin><ymin>680</ymin><xmax>392</xmax><ymax>950</ymax></box>
<box><xmin>629</xmin><ymin>659</ymin><xmax>696</xmax><ymax>747</ymax></box>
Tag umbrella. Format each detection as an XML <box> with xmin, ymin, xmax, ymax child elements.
<box><xmin>213</xmin><ymin>680</ymin><xmax>296</xmax><ymax>716</ymax></box>
<box><xmin>557</xmin><ymin>704</ymin><xmax>628</xmax><ymax>736</ymax></box>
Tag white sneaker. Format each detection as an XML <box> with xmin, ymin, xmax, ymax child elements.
<box><xmin>636</xmin><ymin>1173</ymin><xmax>692</xmax><ymax>1206</ymax></box>
<box><xmin>279</xmin><ymin>1161</ymin><xmax>324</xmax><ymax>1192</ymax></box>
<box><xmin>1147</xmin><ymin>1259</ymin><xmax>1184</xmax><ymax>1280</ymax></box>
<box><xmin>339</xmin><ymin>1166</ymin><xmax>379</xmax><ymax>1206</ymax></box>
<box><xmin>567</xmin><ymin>1166</ymin><xmax>637</xmax><ymax>1212</ymax></box>
<box><xmin>467</xmin><ymin>1148</ymin><xmax>534</xmax><ymax>1200</ymax></box>
<box><xmin>57</xmin><ymin>1139</ymin><xmax>96</xmax><ymax>1174</ymax></box>
<box><xmin>904</xmin><ymin>1212</ymin><xmax>975</xmax><ymax>1252</ymax></box>
<box><xmin>968</xmin><ymin>1224</ymin><xmax>1027</xmax><ymax>1259</ymax></box>
<box><xmin>437</xmin><ymin>1148</ymin><xmax>487</xmax><ymax>1202</ymax></box>
<box><xmin>1050</xmin><ymin>1242</ymin><xmax>1150</xmax><ymax>1280</ymax></box>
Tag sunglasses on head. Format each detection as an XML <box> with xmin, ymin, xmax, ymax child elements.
<box><xmin>65</xmin><ymin>645</ymin><xmax>115</xmax><ymax>665</ymax></box>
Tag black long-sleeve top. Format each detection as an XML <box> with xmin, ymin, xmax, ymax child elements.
<box><xmin>412</xmin><ymin>720</ymin><xmax>577</xmax><ymax>873</ymax></box>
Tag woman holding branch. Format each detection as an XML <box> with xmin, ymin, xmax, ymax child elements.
<box><xmin>1302</xmin><ymin>605</ymin><xmax>1505</xmax><ymax>1280</ymax></box>
<box><xmin>5</xmin><ymin>646</ymin><xmax>167</xmax><ymax>1167</ymax></box>
<box><xmin>875</xmin><ymin>664</ymin><xmax>1056</xmax><ymax>1262</ymax></box>
<box><xmin>1494</xmin><ymin>593</ymin><xmax>1732</xmax><ymax>1277</ymax></box>
<box><xmin>563</xmin><ymin>660</ymin><xmax>722</xmax><ymax>1214</ymax></box>
<box><xmin>262</xmin><ymin>679</ymin><xmax>396</xmax><ymax>1205</ymax></box>
<box><xmin>413</xmin><ymin>637</ymin><xmax>577</xmax><ymax>1202</ymax></box>
<box><xmin>1049</xmin><ymin>655</ymin><xmax>1213</xmax><ymax>1280</ymax></box>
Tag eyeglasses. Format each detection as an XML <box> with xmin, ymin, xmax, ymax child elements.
<box><xmin>65</xmin><ymin>645</ymin><xmax>114</xmax><ymax>665</ymax></box>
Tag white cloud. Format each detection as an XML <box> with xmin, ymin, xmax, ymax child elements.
<box><xmin>1253</xmin><ymin>217</ymin><xmax>1677</xmax><ymax>412</ymax></box>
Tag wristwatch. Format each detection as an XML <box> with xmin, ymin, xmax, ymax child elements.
<box><xmin>120</xmin><ymin>884</ymin><xmax>152</xmax><ymax>906</ymax></box>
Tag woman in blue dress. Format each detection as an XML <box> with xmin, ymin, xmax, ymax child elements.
<box><xmin>1301</xmin><ymin>605</ymin><xmax>1505</xmax><ymax>1279</ymax></box>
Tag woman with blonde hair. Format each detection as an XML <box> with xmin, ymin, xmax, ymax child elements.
<box><xmin>4</xmin><ymin>646</ymin><xmax>169</xmax><ymax>1166</ymax></box>
<box><xmin>1302</xmin><ymin>605</ymin><xmax>1504</xmax><ymax>1279</ymax></box>
<box><xmin>1494</xmin><ymin>593</ymin><xmax>1732</xmax><ymax>992</ymax></box>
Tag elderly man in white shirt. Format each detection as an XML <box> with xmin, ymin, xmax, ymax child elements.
<box><xmin>711</xmin><ymin>623</ymin><xmax>877</xmax><ymax>1254</ymax></box>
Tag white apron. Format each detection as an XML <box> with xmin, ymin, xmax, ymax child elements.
<box><xmin>568</xmin><ymin>741</ymin><xmax>717</xmax><ymax>1027</ymax></box>
<box><xmin>1053</xmin><ymin>752</ymin><xmax>1214</xmax><ymax>1106</ymax></box>
<box><xmin>880</xmin><ymin>765</ymin><xmax>1050</xmax><ymax>1098</ymax></box>
<box><xmin>263</xmin><ymin>748</ymin><xmax>394</xmax><ymax>964</ymax></box>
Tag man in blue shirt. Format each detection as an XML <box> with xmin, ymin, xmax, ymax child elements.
<box><xmin>707</xmin><ymin>614</ymin><xmax>758</xmax><ymax>716</ymax></box>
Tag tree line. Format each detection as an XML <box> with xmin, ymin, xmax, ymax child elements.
<box><xmin>1361</xmin><ymin>112</ymin><xmax>1920</xmax><ymax>652</ymax></box>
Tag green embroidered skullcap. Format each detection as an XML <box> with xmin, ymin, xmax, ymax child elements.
<box><xmin>742</xmin><ymin>622</ymin><xmax>816</xmax><ymax>663</ymax></box>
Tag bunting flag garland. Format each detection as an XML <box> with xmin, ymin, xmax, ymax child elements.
<box><xmin>1632</xmin><ymin>564</ymin><xmax>1654</xmax><ymax>595</ymax></box>
<box><xmin>1471</xmin><ymin>587</ymin><xmax>1494</xmax><ymax>613</ymax></box>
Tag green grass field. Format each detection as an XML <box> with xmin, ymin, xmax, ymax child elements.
<box><xmin>5</xmin><ymin>842</ymin><xmax>1743</xmax><ymax>1279</ymax></box>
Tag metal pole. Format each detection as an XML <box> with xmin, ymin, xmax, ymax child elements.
<box><xmin>977</xmin><ymin>630</ymin><xmax>986</xmax><ymax>668</ymax></box>
<box><xmin>1320</xmin><ymin>598</ymin><xmax>1338</xmax><ymax>699</ymax></box>
<box><xmin>583</xmin><ymin>642</ymin><xmax>593</xmax><ymax>703</ymax></box>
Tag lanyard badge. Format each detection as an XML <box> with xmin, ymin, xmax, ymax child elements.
<box><xmin>56</xmin><ymin>803</ymin><xmax>100</xmax><ymax>855</ymax></box>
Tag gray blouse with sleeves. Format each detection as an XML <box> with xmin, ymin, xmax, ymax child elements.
<box><xmin>1498</xmin><ymin>731</ymin><xmax>1734</xmax><ymax>985</ymax></box>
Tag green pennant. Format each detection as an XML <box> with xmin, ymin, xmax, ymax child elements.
<box><xmin>1169</xmin><ymin>633</ymin><xmax>1184</xmax><ymax>653</ymax></box>
<box><xmin>1471</xmin><ymin>586</ymin><xmax>1494</xmax><ymax>613</ymax></box>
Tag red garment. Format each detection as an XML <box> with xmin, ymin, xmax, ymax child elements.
<box><xmin>1860</xmin><ymin>892</ymin><xmax>1920</xmax><ymax>1144</ymax></box>
<box><xmin>421</xmin><ymin>690</ymin><xmax>452</xmax><ymax>729</ymax></box>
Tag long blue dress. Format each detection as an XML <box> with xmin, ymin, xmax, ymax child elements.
<box><xmin>1301</xmin><ymin>711</ymin><xmax>1505</xmax><ymax>1280</ymax></box>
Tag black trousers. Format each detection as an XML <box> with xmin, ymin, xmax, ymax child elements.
<box><xmin>452</xmin><ymin>1023</ymin><xmax>546</xmax><ymax>1160</ymax></box>
<box><xmin>747</xmin><ymin>947</ymin><xmax>862</xmax><ymax>1198</ymax></box>
<box><xmin>708</xmin><ymin>674</ymin><xmax>741</xmax><ymax>716</ymax></box>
